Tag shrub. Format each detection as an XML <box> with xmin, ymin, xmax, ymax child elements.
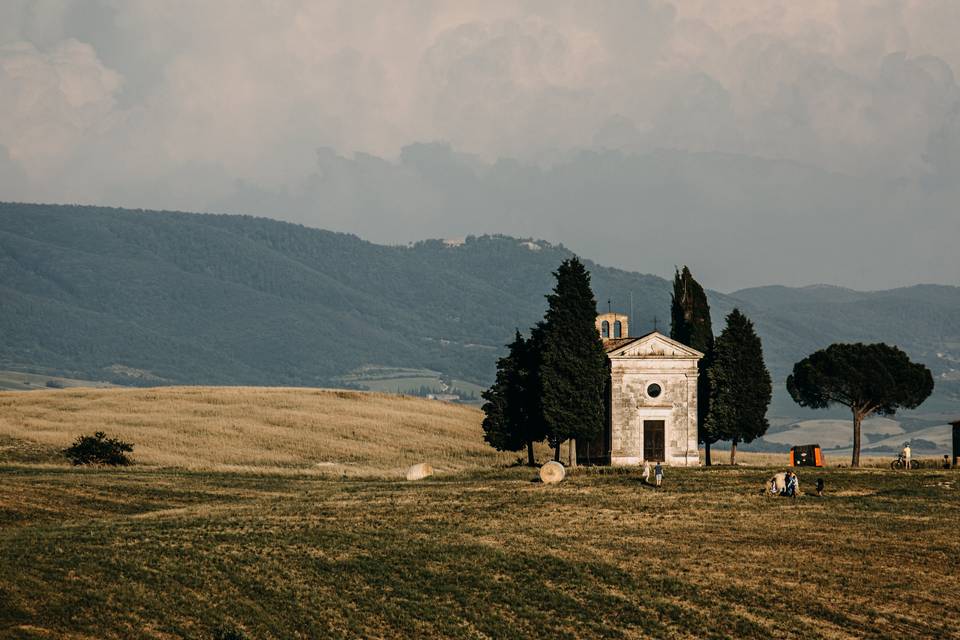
<box><xmin>63</xmin><ymin>431</ymin><xmax>134</xmax><ymax>466</ymax></box>
<box><xmin>213</xmin><ymin>626</ymin><xmax>249</xmax><ymax>640</ymax></box>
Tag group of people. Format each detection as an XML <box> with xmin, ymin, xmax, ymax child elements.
<box><xmin>641</xmin><ymin>460</ymin><xmax>664</xmax><ymax>487</ymax></box>
<box><xmin>769</xmin><ymin>471</ymin><xmax>801</xmax><ymax>497</ymax></box>
<box><xmin>767</xmin><ymin>472</ymin><xmax>827</xmax><ymax>498</ymax></box>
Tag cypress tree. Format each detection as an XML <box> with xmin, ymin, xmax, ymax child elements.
<box><xmin>481</xmin><ymin>343</ymin><xmax>519</xmax><ymax>455</ymax></box>
<box><xmin>481</xmin><ymin>331</ymin><xmax>545</xmax><ymax>465</ymax></box>
<box><xmin>705</xmin><ymin>309</ymin><xmax>772</xmax><ymax>465</ymax></box>
<box><xmin>670</xmin><ymin>266</ymin><xmax>717</xmax><ymax>464</ymax></box>
<box><xmin>538</xmin><ymin>258</ymin><xmax>608</xmax><ymax>462</ymax></box>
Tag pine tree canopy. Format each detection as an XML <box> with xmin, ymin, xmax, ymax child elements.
<box><xmin>786</xmin><ymin>343</ymin><xmax>933</xmax><ymax>416</ymax></box>
<box><xmin>705</xmin><ymin>309</ymin><xmax>772</xmax><ymax>445</ymax></box>
<box><xmin>786</xmin><ymin>342</ymin><xmax>934</xmax><ymax>466</ymax></box>
<box><xmin>538</xmin><ymin>257</ymin><xmax>608</xmax><ymax>447</ymax></box>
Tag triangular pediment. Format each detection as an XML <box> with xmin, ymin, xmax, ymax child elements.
<box><xmin>606</xmin><ymin>331</ymin><xmax>704</xmax><ymax>359</ymax></box>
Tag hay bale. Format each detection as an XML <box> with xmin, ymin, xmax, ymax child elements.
<box><xmin>767</xmin><ymin>471</ymin><xmax>787</xmax><ymax>495</ymax></box>
<box><xmin>539</xmin><ymin>461</ymin><xmax>565</xmax><ymax>484</ymax></box>
<box><xmin>405</xmin><ymin>463</ymin><xmax>433</xmax><ymax>481</ymax></box>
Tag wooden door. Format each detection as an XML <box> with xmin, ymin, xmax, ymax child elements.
<box><xmin>643</xmin><ymin>420</ymin><xmax>665</xmax><ymax>461</ymax></box>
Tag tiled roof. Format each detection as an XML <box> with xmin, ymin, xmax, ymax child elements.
<box><xmin>602</xmin><ymin>337</ymin><xmax>639</xmax><ymax>353</ymax></box>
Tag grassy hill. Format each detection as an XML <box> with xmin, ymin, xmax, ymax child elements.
<box><xmin>2</xmin><ymin>201</ymin><xmax>958</xmax><ymax>416</ymax></box>
<box><xmin>0</xmin><ymin>387</ymin><xmax>520</xmax><ymax>476</ymax></box>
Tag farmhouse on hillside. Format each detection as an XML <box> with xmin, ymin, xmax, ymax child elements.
<box><xmin>578</xmin><ymin>313</ymin><xmax>703</xmax><ymax>467</ymax></box>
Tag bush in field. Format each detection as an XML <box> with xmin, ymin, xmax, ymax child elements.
<box><xmin>63</xmin><ymin>431</ymin><xmax>133</xmax><ymax>466</ymax></box>
<box><xmin>212</xmin><ymin>626</ymin><xmax>249</xmax><ymax>640</ymax></box>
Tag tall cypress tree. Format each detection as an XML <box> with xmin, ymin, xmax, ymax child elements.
<box><xmin>481</xmin><ymin>337</ymin><xmax>521</xmax><ymax>455</ymax></box>
<box><xmin>538</xmin><ymin>258</ymin><xmax>608</xmax><ymax>462</ymax></box>
<box><xmin>670</xmin><ymin>266</ymin><xmax>717</xmax><ymax>464</ymax></box>
<box><xmin>481</xmin><ymin>331</ymin><xmax>545</xmax><ymax>465</ymax></box>
<box><xmin>705</xmin><ymin>309</ymin><xmax>772</xmax><ymax>465</ymax></box>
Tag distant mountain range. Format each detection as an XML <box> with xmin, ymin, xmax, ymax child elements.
<box><xmin>2</xmin><ymin>202</ymin><xmax>958</xmax><ymax>423</ymax></box>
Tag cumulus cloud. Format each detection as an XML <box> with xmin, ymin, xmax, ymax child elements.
<box><xmin>0</xmin><ymin>38</ymin><xmax>120</xmax><ymax>179</ymax></box>
<box><xmin>0</xmin><ymin>1</ymin><xmax>959</xmax><ymax>289</ymax></box>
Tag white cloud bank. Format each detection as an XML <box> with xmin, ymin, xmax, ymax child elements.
<box><xmin>1</xmin><ymin>1</ymin><xmax>959</xmax><ymax>289</ymax></box>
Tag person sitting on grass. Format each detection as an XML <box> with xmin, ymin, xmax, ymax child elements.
<box><xmin>766</xmin><ymin>472</ymin><xmax>787</xmax><ymax>496</ymax></box>
<box><xmin>654</xmin><ymin>461</ymin><xmax>663</xmax><ymax>488</ymax></box>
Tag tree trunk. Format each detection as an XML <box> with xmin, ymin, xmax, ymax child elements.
<box><xmin>568</xmin><ymin>438</ymin><xmax>577</xmax><ymax>468</ymax></box>
<box><xmin>730</xmin><ymin>438</ymin><xmax>738</xmax><ymax>466</ymax></box>
<box><xmin>526</xmin><ymin>440</ymin><xmax>535</xmax><ymax>467</ymax></box>
<box><xmin>554</xmin><ymin>443</ymin><xmax>561</xmax><ymax>462</ymax></box>
<box><xmin>851</xmin><ymin>410</ymin><xmax>862</xmax><ymax>468</ymax></box>
<box><xmin>704</xmin><ymin>441</ymin><xmax>712</xmax><ymax>466</ymax></box>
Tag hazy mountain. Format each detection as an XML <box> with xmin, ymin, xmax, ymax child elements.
<box><xmin>718</xmin><ymin>282</ymin><xmax>960</xmax><ymax>414</ymax></box>
<box><xmin>1</xmin><ymin>202</ymin><xmax>958</xmax><ymax>417</ymax></box>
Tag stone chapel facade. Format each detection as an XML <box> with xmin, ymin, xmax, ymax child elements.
<box><xmin>577</xmin><ymin>314</ymin><xmax>703</xmax><ymax>467</ymax></box>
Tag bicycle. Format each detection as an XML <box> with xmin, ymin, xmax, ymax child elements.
<box><xmin>890</xmin><ymin>454</ymin><xmax>922</xmax><ymax>470</ymax></box>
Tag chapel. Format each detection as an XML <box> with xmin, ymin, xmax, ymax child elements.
<box><xmin>577</xmin><ymin>313</ymin><xmax>703</xmax><ymax>467</ymax></box>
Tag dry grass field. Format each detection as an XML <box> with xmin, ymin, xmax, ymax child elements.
<box><xmin>2</xmin><ymin>387</ymin><xmax>959</xmax><ymax>639</ymax></box>
<box><xmin>2</xmin><ymin>465</ymin><xmax>958</xmax><ymax>639</ymax></box>
<box><xmin>0</xmin><ymin>387</ymin><xmax>518</xmax><ymax>476</ymax></box>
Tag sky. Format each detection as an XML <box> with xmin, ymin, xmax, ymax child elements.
<box><xmin>1</xmin><ymin>0</ymin><xmax>959</xmax><ymax>291</ymax></box>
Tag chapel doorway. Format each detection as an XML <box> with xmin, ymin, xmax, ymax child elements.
<box><xmin>643</xmin><ymin>420</ymin><xmax>665</xmax><ymax>461</ymax></box>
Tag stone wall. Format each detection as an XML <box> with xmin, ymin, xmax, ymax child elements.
<box><xmin>608</xmin><ymin>350</ymin><xmax>700</xmax><ymax>466</ymax></box>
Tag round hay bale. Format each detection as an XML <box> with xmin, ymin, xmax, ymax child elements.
<box><xmin>766</xmin><ymin>471</ymin><xmax>787</xmax><ymax>495</ymax></box>
<box><xmin>405</xmin><ymin>463</ymin><xmax>433</xmax><ymax>481</ymax></box>
<box><xmin>539</xmin><ymin>461</ymin><xmax>566</xmax><ymax>484</ymax></box>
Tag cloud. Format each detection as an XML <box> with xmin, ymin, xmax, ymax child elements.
<box><xmin>0</xmin><ymin>144</ymin><xmax>28</xmax><ymax>199</ymax></box>
<box><xmin>0</xmin><ymin>1</ymin><xmax>959</xmax><ymax>289</ymax></box>
<box><xmin>0</xmin><ymin>38</ymin><xmax>121</xmax><ymax>180</ymax></box>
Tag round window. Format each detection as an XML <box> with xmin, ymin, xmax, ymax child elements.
<box><xmin>647</xmin><ymin>383</ymin><xmax>662</xmax><ymax>398</ymax></box>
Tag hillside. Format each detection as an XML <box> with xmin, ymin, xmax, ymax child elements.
<box><xmin>0</xmin><ymin>386</ymin><xmax>516</xmax><ymax>476</ymax></box>
<box><xmin>0</xmin><ymin>202</ymin><xmax>670</xmax><ymax>388</ymax></box>
<box><xmin>1</xmin><ymin>202</ymin><xmax>958</xmax><ymax>414</ymax></box>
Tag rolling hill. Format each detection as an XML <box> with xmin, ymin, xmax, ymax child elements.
<box><xmin>0</xmin><ymin>386</ymin><xmax>512</xmax><ymax>475</ymax></box>
<box><xmin>1</xmin><ymin>202</ymin><xmax>958</xmax><ymax>421</ymax></box>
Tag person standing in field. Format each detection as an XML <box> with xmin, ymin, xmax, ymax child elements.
<box><xmin>816</xmin><ymin>478</ymin><xmax>824</xmax><ymax>497</ymax></box>
<box><xmin>786</xmin><ymin>472</ymin><xmax>799</xmax><ymax>498</ymax></box>
<box><xmin>642</xmin><ymin>460</ymin><xmax>651</xmax><ymax>484</ymax></box>
<box><xmin>654</xmin><ymin>461</ymin><xmax>663</xmax><ymax>488</ymax></box>
<box><xmin>902</xmin><ymin>442</ymin><xmax>912</xmax><ymax>469</ymax></box>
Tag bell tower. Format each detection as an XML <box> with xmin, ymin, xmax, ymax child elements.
<box><xmin>595</xmin><ymin>312</ymin><xmax>629</xmax><ymax>341</ymax></box>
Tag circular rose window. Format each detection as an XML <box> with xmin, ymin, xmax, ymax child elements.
<box><xmin>647</xmin><ymin>383</ymin><xmax>662</xmax><ymax>398</ymax></box>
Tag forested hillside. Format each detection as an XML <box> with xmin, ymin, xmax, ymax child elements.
<box><xmin>1</xmin><ymin>202</ymin><xmax>958</xmax><ymax>411</ymax></box>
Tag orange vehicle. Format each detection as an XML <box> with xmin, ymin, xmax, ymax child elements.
<box><xmin>790</xmin><ymin>444</ymin><xmax>824</xmax><ymax>467</ymax></box>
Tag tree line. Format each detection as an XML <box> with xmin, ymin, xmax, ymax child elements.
<box><xmin>483</xmin><ymin>260</ymin><xmax>934</xmax><ymax>468</ymax></box>
<box><xmin>481</xmin><ymin>258</ymin><xmax>608</xmax><ymax>465</ymax></box>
